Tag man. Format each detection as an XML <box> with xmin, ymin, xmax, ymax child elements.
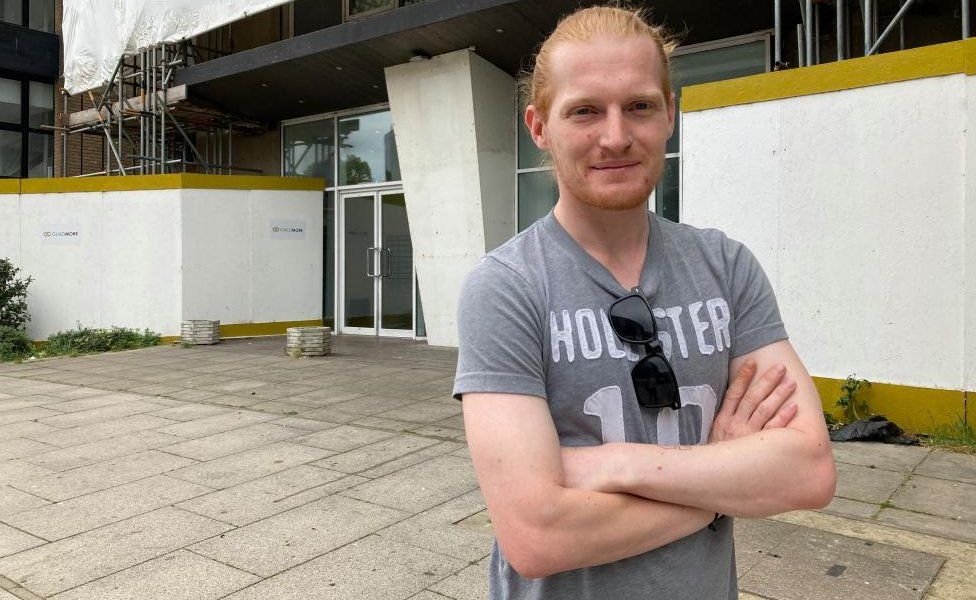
<box><xmin>453</xmin><ymin>5</ymin><xmax>836</xmax><ymax>599</ymax></box>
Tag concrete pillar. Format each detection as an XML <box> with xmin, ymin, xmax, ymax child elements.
<box><xmin>385</xmin><ymin>49</ymin><xmax>516</xmax><ymax>347</ymax></box>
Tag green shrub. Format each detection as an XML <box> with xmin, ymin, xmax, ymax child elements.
<box><xmin>0</xmin><ymin>325</ymin><xmax>34</xmax><ymax>362</ymax></box>
<box><xmin>0</xmin><ymin>258</ymin><xmax>32</xmax><ymax>330</ymax></box>
<box><xmin>45</xmin><ymin>326</ymin><xmax>160</xmax><ymax>356</ymax></box>
<box><xmin>836</xmin><ymin>375</ymin><xmax>871</xmax><ymax>422</ymax></box>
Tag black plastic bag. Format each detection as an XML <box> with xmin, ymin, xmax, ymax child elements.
<box><xmin>829</xmin><ymin>415</ymin><xmax>917</xmax><ymax>445</ymax></box>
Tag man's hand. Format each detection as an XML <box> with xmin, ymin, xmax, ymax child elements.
<box><xmin>561</xmin><ymin>361</ymin><xmax>799</xmax><ymax>493</ymax></box>
<box><xmin>708</xmin><ymin>359</ymin><xmax>798</xmax><ymax>443</ymax></box>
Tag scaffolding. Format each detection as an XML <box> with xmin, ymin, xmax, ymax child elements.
<box><xmin>60</xmin><ymin>41</ymin><xmax>267</xmax><ymax>177</ymax></box>
<box><xmin>782</xmin><ymin>0</ymin><xmax>972</xmax><ymax>68</ymax></box>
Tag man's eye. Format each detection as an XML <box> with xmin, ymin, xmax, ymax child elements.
<box><xmin>632</xmin><ymin>102</ymin><xmax>652</xmax><ymax>111</ymax></box>
<box><xmin>571</xmin><ymin>107</ymin><xmax>594</xmax><ymax>116</ymax></box>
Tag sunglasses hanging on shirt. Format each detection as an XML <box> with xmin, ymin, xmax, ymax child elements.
<box><xmin>607</xmin><ymin>286</ymin><xmax>682</xmax><ymax>410</ymax></box>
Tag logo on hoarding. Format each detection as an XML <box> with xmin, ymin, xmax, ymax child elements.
<box><xmin>270</xmin><ymin>220</ymin><xmax>306</xmax><ymax>240</ymax></box>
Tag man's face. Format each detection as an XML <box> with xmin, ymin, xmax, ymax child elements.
<box><xmin>526</xmin><ymin>35</ymin><xmax>675</xmax><ymax>211</ymax></box>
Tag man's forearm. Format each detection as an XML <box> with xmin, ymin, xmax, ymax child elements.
<box><xmin>585</xmin><ymin>429</ymin><xmax>835</xmax><ymax>518</ymax></box>
<box><xmin>504</xmin><ymin>485</ymin><xmax>714</xmax><ymax>578</ymax></box>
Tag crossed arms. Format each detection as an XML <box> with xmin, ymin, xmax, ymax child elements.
<box><xmin>461</xmin><ymin>339</ymin><xmax>837</xmax><ymax>579</ymax></box>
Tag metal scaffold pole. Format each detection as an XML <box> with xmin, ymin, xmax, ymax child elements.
<box><xmin>837</xmin><ymin>0</ymin><xmax>846</xmax><ymax>61</ymax></box>
<box><xmin>774</xmin><ymin>0</ymin><xmax>783</xmax><ymax>66</ymax></box>
<box><xmin>964</xmin><ymin>0</ymin><xmax>971</xmax><ymax>39</ymax></box>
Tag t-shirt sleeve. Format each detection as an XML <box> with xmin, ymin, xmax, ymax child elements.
<box><xmin>452</xmin><ymin>257</ymin><xmax>547</xmax><ymax>401</ymax></box>
<box><xmin>725</xmin><ymin>238</ymin><xmax>788</xmax><ymax>358</ymax></box>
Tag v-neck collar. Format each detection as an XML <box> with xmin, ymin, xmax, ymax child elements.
<box><xmin>541</xmin><ymin>210</ymin><xmax>665</xmax><ymax>300</ymax></box>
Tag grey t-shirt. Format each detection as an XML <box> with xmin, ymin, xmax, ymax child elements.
<box><xmin>453</xmin><ymin>211</ymin><xmax>788</xmax><ymax>600</ymax></box>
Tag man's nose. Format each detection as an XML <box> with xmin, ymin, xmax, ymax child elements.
<box><xmin>599</xmin><ymin>108</ymin><xmax>632</xmax><ymax>153</ymax></box>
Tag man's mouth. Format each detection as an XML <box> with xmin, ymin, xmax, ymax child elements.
<box><xmin>591</xmin><ymin>162</ymin><xmax>640</xmax><ymax>171</ymax></box>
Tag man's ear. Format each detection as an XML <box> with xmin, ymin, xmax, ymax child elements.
<box><xmin>667</xmin><ymin>92</ymin><xmax>676</xmax><ymax>138</ymax></box>
<box><xmin>524</xmin><ymin>104</ymin><xmax>550</xmax><ymax>151</ymax></box>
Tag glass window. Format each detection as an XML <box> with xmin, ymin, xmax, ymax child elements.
<box><xmin>0</xmin><ymin>1</ymin><xmax>21</xmax><ymax>26</ymax></box>
<box><xmin>518</xmin><ymin>170</ymin><xmax>558</xmax><ymax>231</ymax></box>
<box><xmin>28</xmin><ymin>132</ymin><xmax>52</xmax><ymax>178</ymax></box>
<box><xmin>29</xmin><ymin>82</ymin><xmax>54</xmax><ymax>128</ymax></box>
<box><xmin>283</xmin><ymin>118</ymin><xmax>335</xmax><ymax>184</ymax></box>
<box><xmin>0</xmin><ymin>130</ymin><xmax>21</xmax><ymax>177</ymax></box>
<box><xmin>29</xmin><ymin>0</ymin><xmax>54</xmax><ymax>32</ymax></box>
<box><xmin>668</xmin><ymin>40</ymin><xmax>767</xmax><ymax>154</ymax></box>
<box><xmin>0</xmin><ymin>79</ymin><xmax>21</xmax><ymax>124</ymax></box>
<box><xmin>338</xmin><ymin>110</ymin><xmax>400</xmax><ymax>186</ymax></box>
<box><xmin>346</xmin><ymin>0</ymin><xmax>395</xmax><ymax>19</ymax></box>
<box><xmin>654</xmin><ymin>157</ymin><xmax>679</xmax><ymax>223</ymax></box>
<box><xmin>323</xmin><ymin>191</ymin><xmax>336</xmax><ymax>328</ymax></box>
<box><xmin>517</xmin><ymin>103</ymin><xmax>546</xmax><ymax>170</ymax></box>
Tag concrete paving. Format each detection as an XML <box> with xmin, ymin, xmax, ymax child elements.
<box><xmin>0</xmin><ymin>336</ymin><xmax>972</xmax><ymax>600</ymax></box>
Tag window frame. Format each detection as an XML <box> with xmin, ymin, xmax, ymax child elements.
<box><xmin>0</xmin><ymin>71</ymin><xmax>55</xmax><ymax>178</ymax></box>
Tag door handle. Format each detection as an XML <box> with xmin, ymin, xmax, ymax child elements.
<box><xmin>366</xmin><ymin>247</ymin><xmax>377</xmax><ymax>277</ymax></box>
<box><xmin>381</xmin><ymin>247</ymin><xmax>392</xmax><ymax>277</ymax></box>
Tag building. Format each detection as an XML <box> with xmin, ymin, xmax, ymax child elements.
<box><xmin>0</xmin><ymin>0</ymin><xmax>57</xmax><ymax>178</ymax></box>
<box><xmin>1</xmin><ymin>0</ymin><xmax>973</xmax><ymax>430</ymax></box>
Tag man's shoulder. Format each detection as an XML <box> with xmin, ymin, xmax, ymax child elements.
<box><xmin>479</xmin><ymin>218</ymin><xmax>550</xmax><ymax>279</ymax></box>
<box><xmin>654</xmin><ymin>212</ymin><xmax>736</xmax><ymax>252</ymax></box>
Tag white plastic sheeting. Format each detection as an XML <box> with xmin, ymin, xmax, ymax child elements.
<box><xmin>63</xmin><ymin>0</ymin><xmax>291</xmax><ymax>94</ymax></box>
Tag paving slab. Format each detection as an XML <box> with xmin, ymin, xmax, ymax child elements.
<box><xmin>154</xmin><ymin>410</ymin><xmax>277</xmax><ymax>439</ymax></box>
<box><xmin>0</xmin><ymin>507</ymin><xmax>232</xmax><ymax>597</ymax></box>
<box><xmin>0</xmin><ymin>422</ymin><xmax>60</xmax><ymax>442</ymax></box>
<box><xmin>4</xmin><ymin>475</ymin><xmax>212</xmax><ymax>540</ymax></box>
<box><xmin>27</xmin><ymin>414</ymin><xmax>176</xmax><ymax>449</ymax></box>
<box><xmin>161</xmin><ymin>422</ymin><xmax>306</xmax><ymax>461</ymax></box>
<box><xmin>833</xmin><ymin>461</ymin><xmax>906</xmax><ymax>504</ymax></box>
<box><xmin>0</xmin><ymin>523</ymin><xmax>44</xmax><ymax>558</ymax></box>
<box><xmin>376</xmin><ymin>490</ymin><xmax>492</xmax><ymax>562</ymax></box>
<box><xmin>356</xmin><ymin>441</ymin><xmax>465</xmax><ymax>479</ymax></box>
<box><xmin>176</xmin><ymin>465</ymin><xmax>361</xmax><ymax>526</ymax></box>
<box><xmin>819</xmin><ymin>496</ymin><xmax>879</xmax><ymax>520</ymax></box>
<box><xmin>0</xmin><ymin>407</ymin><xmax>62</xmax><ymax>426</ymax></box>
<box><xmin>190</xmin><ymin>494</ymin><xmax>410</xmax><ymax>576</ymax></box>
<box><xmin>377</xmin><ymin>400</ymin><xmax>462</xmax><ymax>425</ymax></box>
<box><xmin>312</xmin><ymin>434</ymin><xmax>443</xmax><ymax>475</ymax></box>
<box><xmin>343</xmin><ymin>455</ymin><xmax>479</xmax><ymax>514</ymax></box>
<box><xmin>428</xmin><ymin>557</ymin><xmax>489</xmax><ymax>600</ymax></box>
<box><xmin>0</xmin><ymin>440</ymin><xmax>57</xmax><ymax>462</ymax></box>
<box><xmin>48</xmin><ymin>550</ymin><xmax>259</xmax><ymax>600</ymax></box>
<box><xmin>737</xmin><ymin>521</ymin><xmax>944</xmax><ymax>600</ymax></box>
<box><xmin>914</xmin><ymin>450</ymin><xmax>976</xmax><ymax>485</ymax></box>
<box><xmin>36</xmin><ymin>399</ymin><xmax>165</xmax><ymax>429</ymax></box>
<box><xmin>734</xmin><ymin>518</ymin><xmax>801</xmax><ymax>575</ymax></box>
<box><xmin>875</xmin><ymin>507</ymin><xmax>976</xmax><ymax>544</ymax></box>
<box><xmin>0</xmin><ymin>461</ymin><xmax>53</xmax><ymax>487</ymax></box>
<box><xmin>294</xmin><ymin>424</ymin><xmax>397</xmax><ymax>452</ymax></box>
<box><xmin>326</xmin><ymin>394</ymin><xmax>418</xmax><ymax>416</ymax></box>
<box><xmin>15</xmin><ymin>450</ymin><xmax>195</xmax><ymax>502</ymax></box>
<box><xmin>890</xmin><ymin>475</ymin><xmax>976</xmax><ymax>521</ymax></box>
<box><xmin>166</xmin><ymin>442</ymin><xmax>333</xmax><ymax>489</ymax></box>
<box><xmin>0</xmin><ymin>486</ymin><xmax>49</xmax><ymax>520</ymax></box>
<box><xmin>21</xmin><ymin>430</ymin><xmax>184</xmax><ymax>472</ymax></box>
<box><xmin>36</xmin><ymin>394</ymin><xmax>133</xmax><ymax>414</ymax></box>
<box><xmin>269</xmin><ymin>416</ymin><xmax>339</xmax><ymax>431</ymax></box>
<box><xmin>223</xmin><ymin>535</ymin><xmax>467</xmax><ymax>600</ymax></box>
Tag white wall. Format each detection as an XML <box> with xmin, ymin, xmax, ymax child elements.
<box><xmin>181</xmin><ymin>188</ymin><xmax>322</xmax><ymax>326</ymax></box>
<box><xmin>682</xmin><ymin>74</ymin><xmax>969</xmax><ymax>392</ymax></box>
<box><xmin>386</xmin><ymin>49</ymin><xmax>517</xmax><ymax>347</ymax></box>
<box><xmin>12</xmin><ymin>190</ymin><xmax>183</xmax><ymax>339</ymax></box>
<box><xmin>4</xmin><ymin>186</ymin><xmax>322</xmax><ymax>340</ymax></box>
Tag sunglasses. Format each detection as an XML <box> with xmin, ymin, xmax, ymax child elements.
<box><xmin>607</xmin><ymin>287</ymin><xmax>682</xmax><ymax>410</ymax></box>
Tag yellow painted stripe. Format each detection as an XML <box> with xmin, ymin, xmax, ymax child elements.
<box><xmin>18</xmin><ymin>174</ymin><xmax>325</xmax><ymax>194</ymax></box>
<box><xmin>683</xmin><ymin>38</ymin><xmax>976</xmax><ymax>112</ymax></box>
<box><xmin>156</xmin><ymin>319</ymin><xmax>324</xmax><ymax>346</ymax></box>
<box><xmin>813</xmin><ymin>376</ymin><xmax>969</xmax><ymax>434</ymax></box>
<box><xmin>0</xmin><ymin>179</ymin><xmax>20</xmax><ymax>194</ymax></box>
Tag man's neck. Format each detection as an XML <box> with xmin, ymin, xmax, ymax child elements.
<box><xmin>552</xmin><ymin>197</ymin><xmax>649</xmax><ymax>290</ymax></box>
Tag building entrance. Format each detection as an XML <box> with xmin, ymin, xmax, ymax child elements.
<box><xmin>339</xmin><ymin>188</ymin><xmax>414</xmax><ymax>337</ymax></box>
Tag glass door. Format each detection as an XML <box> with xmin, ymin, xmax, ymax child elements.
<box><xmin>339</xmin><ymin>189</ymin><xmax>414</xmax><ymax>337</ymax></box>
